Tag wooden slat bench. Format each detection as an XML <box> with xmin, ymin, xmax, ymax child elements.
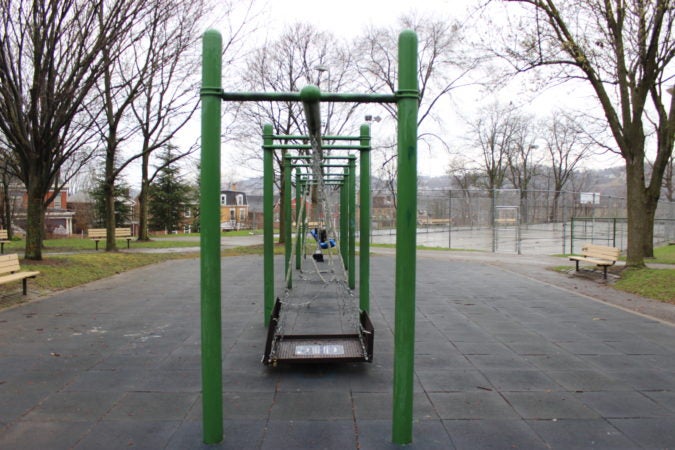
<box><xmin>0</xmin><ymin>254</ymin><xmax>39</xmax><ymax>295</ymax></box>
<box><xmin>569</xmin><ymin>243</ymin><xmax>620</xmax><ymax>279</ymax></box>
<box><xmin>0</xmin><ymin>229</ymin><xmax>9</xmax><ymax>254</ymax></box>
<box><xmin>88</xmin><ymin>227</ymin><xmax>133</xmax><ymax>250</ymax></box>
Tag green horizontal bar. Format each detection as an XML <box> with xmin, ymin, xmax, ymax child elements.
<box><xmin>263</xmin><ymin>144</ymin><xmax>367</xmax><ymax>150</ymax></box>
<box><xmin>292</xmin><ymin>164</ymin><xmax>350</xmax><ymax>168</ymax></box>
<box><xmin>221</xmin><ymin>91</ymin><xmax>396</xmax><ymax>103</ymax></box>
<box><xmin>272</xmin><ymin>135</ymin><xmax>361</xmax><ymax>141</ymax></box>
<box><xmin>290</xmin><ymin>155</ymin><xmax>354</xmax><ymax>160</ymax></box>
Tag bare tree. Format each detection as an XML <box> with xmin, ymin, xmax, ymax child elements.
<box><xmin>470</xmin><ymin>102</ymin><xmax>521</xmax><ymax>191</ymax></box>
<box><xmin>505</xmin><ymin>113</ymin><xmax>541</xmax><ymax>222</ymax></box>
<box><xmin>236</xmin><ymin>23</ymin><xmax>360</xmax><ymax>243</ymax></box>
<box><xmin>355</xmin><ymin>13</ymin><xmax>475</xmax><ymax>190</ymax></box>
<box><xmin>483</xmin><ymin>0</ymin><xmax>675</xmax><ymax>267</ymax></box>
<box><xmin>543</xmin><ymin>113</ymin><xmax>592</xmax><ymax>221</ymax></box>
<box><xmin>0</xmin><ymin>0</ymin><xmax>143</xmax><ymax>259</ymax></box>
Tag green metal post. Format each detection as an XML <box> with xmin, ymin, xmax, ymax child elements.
<box><xmin>340</xmin><ymin>171</ymin><xmax>348</xmax><ymax>266</ymax></box>
<box><xmin>263</xmin><ymin>124</ymin><xmax>274</xmax><ymax>326</ymax></box>
<box><xmin>359</xmin><ymin>124</ymin><xmax>371</xmax><ymax>313</ymax></box>
<box><xmin>295</xmin><ymin>168</ymin><xmax>302</xmax><ymax>270</ymax></box>
<box><xmin>284</xmin><ymin>156</ymin><xmax>292</xmax><ymax>289</ymax></box>
<box><xmin>392</xmin><ymin>29</ymin><xmax>418</xmax><ymax>446</ymax></box>
<box><xmin>200</xmin><ymin>29</ymin><xmax>223</xmax><ymax>445</ymax></box>
<box><xmin>348</xmin><ymin>156</ymin><xmax>356</xmax><ymax>289</ymax></box>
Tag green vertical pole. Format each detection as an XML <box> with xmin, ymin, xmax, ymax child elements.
<box><xmin>284</xmin><ymin>156</ymin><xmax>292</xmax><ymax>289</ymax></box>
<box><xmin>200</xmin><ymin>29</ymin><xmax>223</xmax><ymax>445</ymax></box>
<box><xmin>348</xmin><ymin>156</ymin><xmax>356</xmax><ymax>290</ymax></box>
<box><xmin>359</xmin><ymin>124</ymin><xmax>371</xmax><ymax>313</ymax></box>
<box><xmin>295</xmin><ymin>168</ymin><xmax>302</xmax><ymax>270</ymax></box>
<box><xmin>340</xmin><ymin>170</ymin><xmax>348</xmax><ymax>266</ymax></box>
<box><xmin>263</xmin><ymin>124</ymin><xmax>274</xmax><ymax>326</ymax></box>
<box><xmin>392</xmin><ymin>29</ymin><xmax>418</xmax><ymax>446</ymax></box>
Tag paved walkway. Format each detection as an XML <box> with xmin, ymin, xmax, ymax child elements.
<box><xmin>0</xmin><ymin>251</ymin><xmax>674</xmax><ymax>449</ymax></box>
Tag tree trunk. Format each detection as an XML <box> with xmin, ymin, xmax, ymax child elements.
<box><xmin>643</xmin><ymin>194</ymin><xmax>658</xmax><ymax>258</ymax></box>
<box><xmin>2</xmin><ymin>176</ymin><xmax>12</xmax><ymax>239</ymax></box>
<box><xmin>25</xmin><ymin>178</ymin><xmax>46</xmax><ymax>260</ymax></box>
<box><xmin>624</xmin><ymin>159</ymin><xmax>647</xmax><ymax>268</ymax></box>
<box><xmin>104</xmin><ymin>178</ymin><xmax>118</xmax><ymax>252</ymax></box>
<box><xmin>138</xmin><ymin>146</ymin><xmax>150</xmax><ymax>241</ymax></box>
<box><xmin>549</xmin><ymin>190</ymin><xmax>561</xmax><ymax>222</ymax></box>
<box><xmin>138</xmin><ymin>178</ymin><xmax>150</xmax><ymax>241</ymax></box>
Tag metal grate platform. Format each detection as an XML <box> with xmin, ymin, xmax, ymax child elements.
<box><xmin>263</xmin><ymin>298</ymin><xmax>374</xmax><ymax>365</ymax></box>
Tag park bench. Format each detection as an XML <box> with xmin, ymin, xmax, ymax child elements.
<box><xmin>569</xmin><ymin>243</ymin><xmax>620</xmax><ymax>279</ymax></box>
<box><xmin>88</xmin><ymin>227</ymin><xmax>133</xmax><ymax>251</ymax></box>
<box><xmin>0</xmin><ymin>253</ymin><xmax>39</xmax><ymax>295</ymax></box>
<box><xmin>0</xmin><ymin>229</ymin><xmax>10</xmax><ymax>254</ymax></box>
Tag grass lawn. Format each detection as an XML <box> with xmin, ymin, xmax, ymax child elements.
<box><xmin>556</xmin><ymin>244</ymin><xmax>675</xmax><ymax>304</ymax></box>
<box><xmin>0</xmin><ymin>243</ymin><xmax>283</xmax><ymax>311</ymax></box>
<box><xmin>611</xmin><ymin>245</ymin><xmax>675</xmax><ymax>304</ymax></box>
<box><xmin>1</xmin><ymin>236</ymin><xmax>199</xmax><ymax>253</ymax></box>
<box><xmin>652</xmin><ymin>244</ymin><xmax>675</xmax><ymax>264</ymax></box>
<box><xmin>614</xmin><ymin>267</ymin><xmax>675</xmax><ymax>304</ymax></box>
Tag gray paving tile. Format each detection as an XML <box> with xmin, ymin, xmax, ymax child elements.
<box><xmin>270</xmin><ymin>391</ymin><xmax>353</xmax><ymax>420</ymax></box>
<box><xmin>357</xmin><ymin>419</ymin><xmax>454</xmax><ymax>449</ymax></box>
<box><xmin>415</xmin><ymin>368</ymin><xmax>492</xmax><ymax>392</ymax></box>
<box><xmin>481</xmin><ymin>369</ymin><xmax>562</xmax><ymax>391</ymax></box>
<box><xmin>502</xmin><ymin>391</ymin><xmax>601</xmax><ymax>420</ymax></box>
<box><xmin>73</xmin><ymin>419</ymin><xmax>180</xmax><ymax>450</ymax></box>
<box><xmin>608</xmin><ymin>369</ymin><xmax>675</xmax><ymax>390</ymax></box>
<box><xmin>444</xmin><ymin>419</ymin><xmax>548</xmax><ymax>449</ymax></box>
<box><xmin>166</xmin><ymin>419</ymin><xmax>267</xmax><ymax>450</ymax></box>
<box><xmin>0</xmin><ymin>420</ymin><xmax>93</xmax><ymax>450</ymax></box>
<box><xmin>261</xmin><ymin>420</ymin><xmax>357</xmax><ymax>450</ymax></box>
<box><xmin>105</xmin><ymin>391</ymin><xmax>198</xmax><ymax>421</ymax></box>
<box><xmin>642</xmin><ymin>390</ymin><xmax>675</xmax><ymax>413</ymax></box>
<box><xmin>609</xmin><ymin>417</ymin><xmax>675</xmax><ymax>448</ymax></box>
<box><xmin>555</xmin><ymin>340</ymin><xmax>623</xmax><ymax>355</ymax></box>
<box><xmin>22</xmin><ymin>391</ymin><xmax>122</xmax><ymax>422</ymax></box>
<box><xmin>545</xmin><ymin>369</ymin><xmax>632</xmax><ymax>392</ymax></box>
<box><xmin>428</xmin><ymin>391</ymin><xmax>519</xmax><ymax>419</ymax></box>
<box><xmin>352</xmin><ymin>392</ymin><xmax>438</xmax><ymax>420</ymax></box>
<box><xmin>465</xmin><ymin>353</ymin><xmax>534</xmax><ymax>370</ymax></box>
<box><xmin>527</xmin><ymin>419</ymin><xmax>637</xmax><ymax>449</ymax></box>
<box><xmin>578</xmin><ymin>391</ymin><xmax>671</xmax><ymax>418</ymax></box>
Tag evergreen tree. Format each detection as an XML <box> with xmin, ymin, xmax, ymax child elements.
<box><xmin>149</xmin><ymin>146</ymin><xmax>192</xmax><ymax>233</ymax></box>
<box><xmin>90</xmin><ymin>172</ymin><xmax>132</xmax><ymax>228</ymax></box>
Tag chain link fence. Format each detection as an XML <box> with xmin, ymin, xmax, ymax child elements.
<box><xmin>366</xmin><ymin>188</ymin><xmax>675</xmax><ymax>255</ymax></box>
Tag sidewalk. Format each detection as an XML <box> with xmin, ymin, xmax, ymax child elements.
<box><xmin>0</xmin><ymin>252</ymin><xmax>674</xmax><ymax>449</ymax></box>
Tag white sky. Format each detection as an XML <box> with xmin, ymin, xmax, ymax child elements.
<box><xmin>184</xmin><ymin>0</ymin><xmax>625</xmax><ymax>185</ymax></box>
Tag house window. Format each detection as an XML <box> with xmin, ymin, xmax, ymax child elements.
<box><xmin>184</xmin><ymin>206</ymin><xmax>191</xmax><ymax>218</ymax></box>
<box><xmin>221</xmin><ymin>194</ymin><xmax>227</xmax><ymax>206</ymax></box>
<box><xmin>230</xmin><ymin>209</ymin><xmax>235</xmax><ymax>221</ymax></box>
<box><xmin>236</xmin><ymin>194</ymin><xmax>244</xmax><ymax>206</ymax></box>
<box><xmin>240</xmin><ymin>209</ymin><xmax>246</xmax><ymax>220</ymax></box>
<box><xmin>53</xmin><ymin>194</ymin><xmax>61</xmax><ymax>209</ymax></box>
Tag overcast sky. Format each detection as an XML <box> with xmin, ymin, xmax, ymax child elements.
<box><xmin>203</xmin><ymin>0</ymin><xmax>624</xmax><ymax>183</ymax></box>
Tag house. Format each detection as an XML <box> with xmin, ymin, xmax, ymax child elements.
<box><xmin>220</xmin><ymin>188</ymin><xmax>249</xmax><ymax>231</ymax></box>
<box><xmin>11</xmin><ymin>184</ymin><xmax>75</xmax><ymax>236</ymax></box>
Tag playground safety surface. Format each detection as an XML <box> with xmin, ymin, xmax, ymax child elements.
<box><xmin>1</xmin><ymin>252</ymin><xmax>674</xmax><ymax>449</ymax></box>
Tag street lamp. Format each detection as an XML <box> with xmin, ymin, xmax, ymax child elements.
<box><xmin>314</xmin><ymin>65</ymin><xmax>328</xmax><ymax>87</ymax></box>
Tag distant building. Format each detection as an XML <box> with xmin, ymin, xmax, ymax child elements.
<box><xmin>12</xmin><ymin>184</ymin><xmax>75</xmax><ymax>236</ymax></box>
<box><xmin>220</xmin><ymin>188</ymin><xmax>249</xmax><ymax>231</ymax></box>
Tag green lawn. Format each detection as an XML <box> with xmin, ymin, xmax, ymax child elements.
<box><xmin>614</xmin><ymin>267</ymin><xmax>675</xmax><ymax>303</ymax></box>
<box><xmin>1</xmin><ymin>235</ymin><xmax>200</xmax><ymax>253</ymax></box>
<box><xmin>652</xmin><ymin>244</ymin><xmax>675</xmax><ymax>264</ymax></box>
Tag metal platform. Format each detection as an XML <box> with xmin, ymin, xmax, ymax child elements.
<box><xmin>263</xmin><ymin>298</ymin><xmax>374</xmax><ymax>365</ymax></box>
